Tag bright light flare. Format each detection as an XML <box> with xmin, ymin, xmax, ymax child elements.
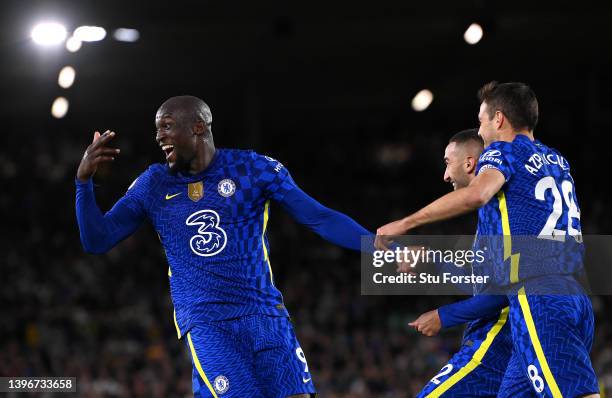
<box><xmin>31</xmin><ymin>22</ymin><xmax>67</xmax><ymax>46</ymax></box>
<box><xmin>58</xmin><ymin>66</ymin><xmax>76</xmax><ymax>88</ymax></box>
<box><xmin>464</xmin><ymin>23</ymin><xmax>484</xmax><ymax>45</ymax></box>
<box><xmin>65</xmin><ymin>36</ymin><xmax>82</xmax><ymax>52</ymax></box>
<box><xmin>51</xmin><ymin>97</ymin><xmax>69</xmax><ymax>118</ymax></box>
<box><xmin>113</xmin><ymin>28</ymin><xmax>140</xmax><ymax>42</ymax></box>
<box><xmin>411</xmin><ymin>89</ymin><xmax>434</xmax><ymax>112</ymax></box>
<box><xmin>74</xmin><ymin>26</ymin><xmax>106</xmax><ymax>42</ymax></box>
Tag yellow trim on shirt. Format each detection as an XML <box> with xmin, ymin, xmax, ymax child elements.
<box><xmin>497</xmin><ymin>191</ymin><xmax>520</xmax><ymax>283</ymax></box>
<box><xmin>173</xmin><ymin>309</ymin><xmax>181</xmax><ymax>339</ymax></box>
<box><xmin>262</xmin><ymin>200</ymin><xmax>274</xmax><ymax>284</ymax></box>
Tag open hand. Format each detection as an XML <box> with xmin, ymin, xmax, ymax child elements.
<box><xmin>76</xmin><ymin>130</ymin><xmax>120</xmax><ymax>182</ymax></box>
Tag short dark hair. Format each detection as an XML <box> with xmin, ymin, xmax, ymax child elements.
<box><xmin>449</xmin><ymin>128</ymin><xmax>483</xmax><ymax>148</ymax></box>
<box><xmin>477</xmin><ymin>81</ymin><xmax>539</xmax><ymax>132</ymax></box>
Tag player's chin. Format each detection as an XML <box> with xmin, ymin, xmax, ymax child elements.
<box><xmin>165</xmin><ymin>154</ymin><xmax>178</xmax><ymax>169</ymax></box>
<box><xmin>167</xmin><ymin>156</ymin><xmax>189</xmax><ymax>174</ymax></box>
<box><xmin>166</xmin><ymin>159</ymin><xmax>179</xmax><ymax>172</ymax></box>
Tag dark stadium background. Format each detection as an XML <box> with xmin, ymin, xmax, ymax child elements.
<box><xmin>1</xmin><ymin>1</ymin><xmax>611</xmax><ymax>397</ymax></box>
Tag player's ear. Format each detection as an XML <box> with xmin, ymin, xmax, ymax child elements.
<box><xmin>193</xmin><ymin>120</ymin><xmax>205</xmax><ymax>136</ymax></box>
<box><xmin>494</xmin><ymin>111</ymin><xmax>505</xmax><ymax>130</ymax></box>
<box><xmin>465</xmin><ymin>156</ymin><xmax>477</xmax><ymax>174</ymax></box>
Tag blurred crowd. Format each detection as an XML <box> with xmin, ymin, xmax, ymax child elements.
<box><xmin>1</xmin><ymin>127</ymin><xmax>611</xmax><ymax>398</ymax></box>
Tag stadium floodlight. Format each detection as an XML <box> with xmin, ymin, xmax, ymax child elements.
<box><xmin>464</xmin><ymin>23</ymin><xmax>483</xmax><ymax>45</ymax></box>
<box><xmin>113</xmin><ymin>28</ymin><xmax>140</xmax><ymax>42</ymax></box>
<box><xmin>65</xmin><ymin>36</ymin><xmax>82</xmax><ymax>52</ymax></box>
<box><xmin>411</xmin><ymin>89</ymin><xmax>434</xmax><ymax>112</ymax></box>
<box><xmin>51</xmin><ymin>97</ymin><xmax>69</xmax><ymax>118</ymax></box>
<box><xmin>31</xmin><ymin>22</ymin><xmax>67</xmax><ymax>46</ymax></box>
<box><xmin>73</xmin><ymin>26</ymin><xmax>106</xmax><ymax>42</ymax></box>
<box><xmin>58</xmin><ymin>66</ymin><xmax>76</xmax><ymax>89</ymax></box>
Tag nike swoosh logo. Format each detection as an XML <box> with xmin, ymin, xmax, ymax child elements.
<box><xmin>302</xmin><ymin>377</ymin><xmax>311</xmax><ymax>383</ymax></box>
<box><xmin>165</xmin><ymin>192</ymin><xmax>182</xmax><ymax>200</ymax></box>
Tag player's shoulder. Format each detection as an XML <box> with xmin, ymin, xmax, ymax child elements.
<box><xmin>217</xmin><ymin>148</ymin><xmax>255</xmax><ymax>163</ymax></box>
<box><xmin>140</xmin><ymin>162</ymin><xmax>169</xmax><ymax>182</ymax></box>
<box><xmin>534</xmin><ymin>139</ymin><xmax>564</xmax><ymax>157</ymax></box>
<box><xmin>146</xmin><ymin>162</ymin><xmax>167</xmax><ymax>175</ymax></box>
<box><xmin>479</xmin><ymin>140</ymin><xmax>512</xmax><ymax>162</ymax></box>
<box><xmin>216</xmin><ymin>149</ymin><xmax>287</xmax><ymax>179</ymax></box>
<box><xmin>127</xmin><ymin>163</ymin><xmax>166</xmax><ymax>191</ymax></box>
<box><xmin>534</xmin><ymin>139</ymin><xmax>573</xmax><ymax>171</ymax></box>
<box><xmin>221</xmin><ymin>148</ymin><xmax>283</xmax><ymax>168</ymax></box>
<box><xmin>216</xmin><ymin>148</ymin><xmax>264</xmax><ymax>169</ymax></box>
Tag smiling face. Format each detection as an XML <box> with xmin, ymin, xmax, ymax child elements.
<box><xmin>155</xmin><ymin>108</ymin><xmax>199</xmax><ymax>172</ymax></box>
<box><xmin>443</xmin><ymin>142</ymin><xmax>471</xmax><ymax>190</ymax></box>
<box><xmin>153</xmin><ymin>96</ymin><xmax>215</xmax><ymax>174</ymax></box>
<box><xmin>442</xmin><ymin>132</ymin><xmax>483</xmax><ymax>190</ymax></box>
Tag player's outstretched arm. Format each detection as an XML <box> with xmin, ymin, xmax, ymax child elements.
<box><xmin>375</xmin><ymin>168</ymin><xmax>506</xmax><ymax>250</ymax></box>
<box><xmin>279</xmin><ymin>187</ymin><xmax>373</xmax><ymax>252</ymax></box>
<box><xmin>75</xmin><ymin>131</ymin><xmax>145</xmax><ymax>254</ymax></box>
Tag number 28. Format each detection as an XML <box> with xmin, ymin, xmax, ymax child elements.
<box><xmin>535</xmin><ymin>177</ymin><xmax>581</xmax><ymax>241</ymax></box>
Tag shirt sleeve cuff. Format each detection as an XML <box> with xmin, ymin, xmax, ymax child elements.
<box><xmin>437</xmin><ymin>305</ymin><xmax>449</xmax><ymax>329</ymax></box>
<box><xmin>478</xmin><ymin>164</ymin><xmax>510</xmax><ymax>182</ymax></box>
<box><xmin>75</xmin><ymin>177</ymin><xmax>93</xmax><ymax>188</ymax></box>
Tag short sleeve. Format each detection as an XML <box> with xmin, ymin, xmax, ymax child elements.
<box><xmin>251</xmin><ymin>153</ymin><xmax>297</xmax><ymax>201</ymax></box>
<box><xmin>476</xmin><ymin>144</ymin><xmax>514</xmax><ymax>182</ymax></box>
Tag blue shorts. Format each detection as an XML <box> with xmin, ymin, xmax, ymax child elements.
<box><xmin>417</xmin><ymin>308</ymin><xmax>521</xmax><ymax>397</ymax></box>
<box><xmin>502</xmin><ymin>288</ymin><xmax>599</xmax><ymax>397</ymax></box>
<box><xmin>184</xmin><ymin>314</ymin><xmax>316</xmax><ymax>398</ymax></box>
<box><xmin>497</xmin><ymin>352</ymin><xmax>537</xmax><ymax>398</ymax></box>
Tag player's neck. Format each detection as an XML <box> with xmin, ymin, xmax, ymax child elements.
<box><xmin>187</xmin><ymin>143</ymin><xmax>216</xmax><ymax>175</ymax></box>
<box><xmin>498</xmin><ymin>130</ymin><xmax>534</xmax><ymax>143</ymax></box>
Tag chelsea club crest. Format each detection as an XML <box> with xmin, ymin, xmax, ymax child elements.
<box><xmin>214</xmin><ymin>375</ymin><xmax>229</xmax><ymax>394</ymax></box>
<box><xmin>217</xmin><ymin>179</ymin><xmax>236</xmax><ymax>198</ymax></box>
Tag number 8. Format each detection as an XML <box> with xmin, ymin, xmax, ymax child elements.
<box><xmin>527</xmin><ymin>364</ymin><xmax>545</xmax><ymax>393</ymax></box>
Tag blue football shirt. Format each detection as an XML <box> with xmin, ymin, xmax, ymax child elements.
<box><xmin>474</xmin><ymin>134</ymin><xmax>584</xmax><ymax>287</ymax></box>
<box><xmin>110</xmin><ymin>149</ymin><xmax>297</xmax><ymax>336</ymax></box>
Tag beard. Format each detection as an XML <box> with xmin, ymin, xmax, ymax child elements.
<box><xmin>167</xmin><ymin>151</ymin><xmax>195</xmax><ymax>175</ymax></box>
